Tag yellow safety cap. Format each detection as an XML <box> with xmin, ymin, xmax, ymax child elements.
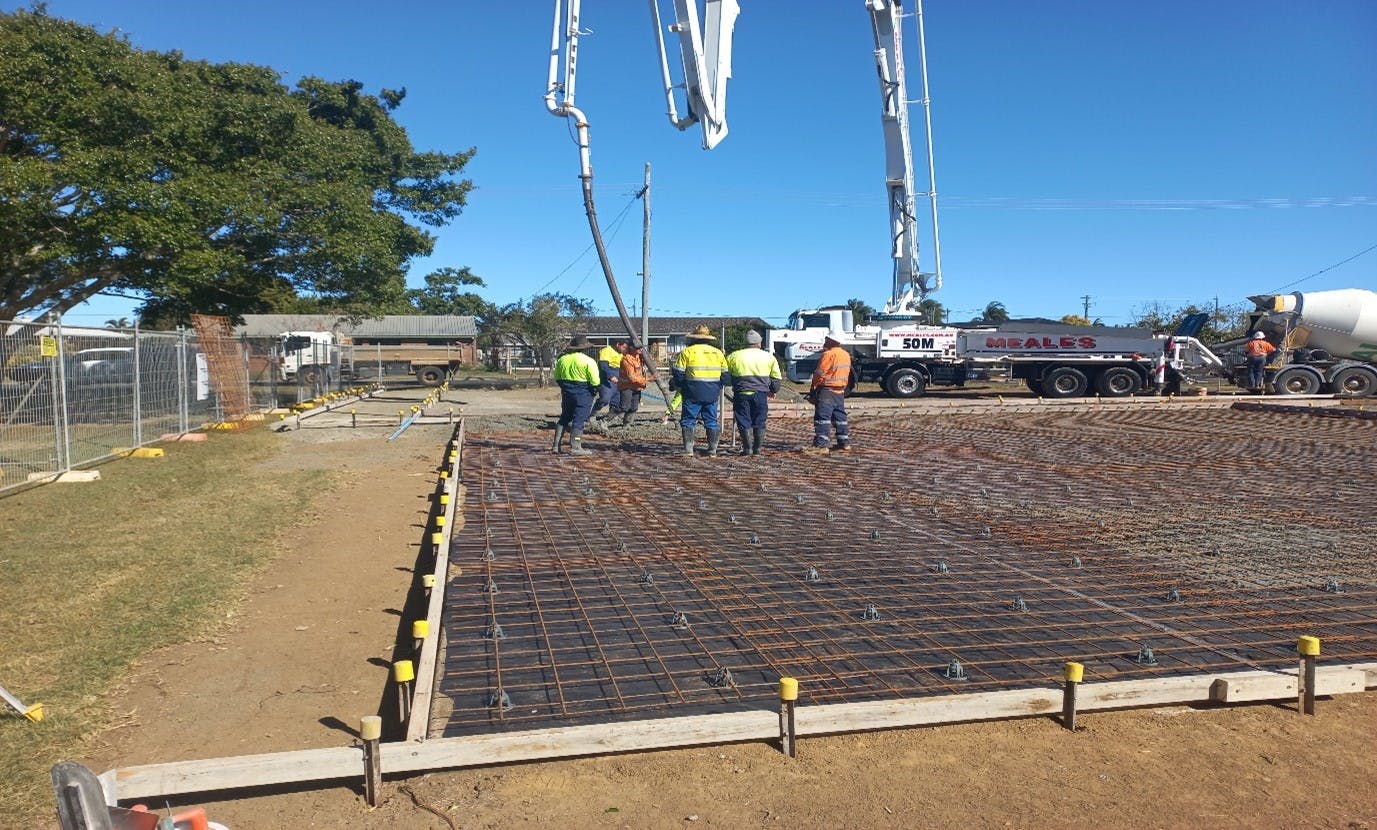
<box><xmin>439</xmin><ymin>470</ymin><xmax>449</xmax><ymax>479</ymax></box>
<box><xmin>23</xmin><ymin>703</ymin><xmax>44</xmax><ymax>722</ymax></box>
<box><xmin>422</xmin><ymin>574</ymin><xmax>437</xmax><ymax>588</ymax></box>
<box><xmin>359</xmin><ymin>714</ymin><xmax>382</xmax><ymax>741</ymax></box>
<box><xmin>431</xmin><ymin>531</ymin><xmax>444</xmax><ymax>545</ymax></box>
<box><xmin>439</xmin><ymin>494</ymin><xmax>450</xmax><ymax>505</ymax></box>
<box><xmin>434</xmin><ymin>515</ymin><xmax>446</xmax><ymax>527</ymax></box>
<box><xmin>1063</xmin><ymin>662</ymin><xmax>1085</xmax><ymax>683</ymax></box>
<box><xmin>412</xmin><ymin>620</ymin><xmax>430</xmax><ymax>639</ymax></box>
<box><xmin>1297</xmin><ymin>635</ymin><xmax>1321</xmax><ymax>656</ymax></box>
<box><xmin>778</xmin><ymin>677</ymin><xmax>799</xmax><ymax>701</ymax></box>
<box><xmin>393</xmin><ymin>660</ymin><xmax>415</xmax><ymax>683</ymax></box>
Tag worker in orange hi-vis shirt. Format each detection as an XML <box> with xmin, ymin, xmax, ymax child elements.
<box><xmin>1244</xmin><ymin>331</ymin><xmax>1278</xmax><ymax>392</ymax></box>
<box><xmin>806</xmin><ymin>331</ymin><xmax>852</xmax><ymax>453</ymax></box>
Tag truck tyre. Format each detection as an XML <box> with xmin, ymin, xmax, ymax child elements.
<box><xmin>883</xmin><ymin>367</ymin><xmax>927</xmax><ymax>398</ymax></box>
<box><xmin>1273</xmin><ymin>366</ymin><xmax>1323</xmax><ymax>395</ymax></box>
<box><xmin>416</xmin><ymin>365</ymin><xmax>446</xmax><ymax>387</ymax></box>
<box><xmin>1042</xmin><ymin>366</ymin><xmax>1089</xmax><ymax>398</ymax></box>
<box><xmin>1094</xmin><ymin>367</ymin><xmax>1140</xmax><ymax>398</ymax></box>
<box><xmin>1329</xmin><ymin>366</ymin><xmax>1377</xmax><ymax>398</ymax></box>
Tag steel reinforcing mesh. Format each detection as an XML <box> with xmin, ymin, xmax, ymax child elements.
<box><xmin>434</xmin><ymin>407</ymin><xmax>1377</xmax><ymax>737</ymax></box>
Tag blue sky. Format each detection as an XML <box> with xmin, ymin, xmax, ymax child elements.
<box><xmin>13</xmin><ymin>1</ymin><xmax>1376</xmax><ymax>326</ymax></box>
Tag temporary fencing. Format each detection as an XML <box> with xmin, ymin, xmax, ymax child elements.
<box><xmin>1</xmin><ymin>318</ymin><xmax>217</xmax><ymax>494</ymax></box>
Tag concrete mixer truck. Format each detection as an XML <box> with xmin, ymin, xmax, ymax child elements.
<box><xmin>1222</xmin><ymin>288</ymin><xmax>1377</xmax><ymax>397</ymax></box>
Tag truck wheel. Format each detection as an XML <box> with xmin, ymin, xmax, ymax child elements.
<box><xmin>1042</xmin><ymin>366</ymin><xmax>1089</xmax><ymax>398</ymax></box>
<box><xmin>1273</xmin><ymin>366</ymin><xmax>1323</xmax><ymax>395</ymax></box>
<box><xmin>1328</xmin><ymin>366</ymin><xmax>1377</xmax><ymax>398</ymax></box>
<box><xmin>1094</xmin><ymin>367</ymin><xmax>1140</xmax><ymax>398</ymax></box>
<box><xmin>883</xmin><ymin>367</ymin><xmax>927</xmax><ymax>398</ymax></box>
<box><xmin>416</xmin><ymin>365</ymin><xmax>446</xmax><ymax>387</ymax></box>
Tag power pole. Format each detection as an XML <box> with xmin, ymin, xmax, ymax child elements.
<box><xmin>640</xmin><ymin>163</ymin><xmax>651</xmax><ymax>352</ymax></box>
<box><xmin>1081</xmin><ymin>294</ymin><xmax>1092</xmax><ymax>319</ymax></box>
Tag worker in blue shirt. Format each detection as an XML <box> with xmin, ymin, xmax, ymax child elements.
<box><xmin>672</xmin><ymin>326</ymin><xmax>730</xmax><ymax>457</ymax></box>
<box><xmin>552</xmin><ymin>335</ymin><xmax>601</xmax><ymax>456</ymax></box>
<box><xmin>590</xmin><ymin>338</ymin><xmax>627</xmax><ymax>428</ymax></box>
<box><xmin>726</xmin><ymin>329</ymin><xmax>782</xmax><ymax>455</ymax></box>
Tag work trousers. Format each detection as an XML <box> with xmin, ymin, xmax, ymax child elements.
<box><xmin>557</xmin><ymin>382</ymin><xmax>595</xmax><ymax>430</ymax></box>
<box><xmin>1246</xmin><ymin>355</ymin><xmax>1267</xmax><ymax>389</ymax></box>
<box><xmin>591</xmin><ymin>373</ymin><xmax>620</xmax><ymax>414</ymax></box>
<box><xmin>813</xmin><ymin>388</ymin><xmax>850</xmax><ymax>447</ymax></box>
<box><xmin>680</xmin><ymin>397</ymin><xmax>720</xmax><ymax>431</ymax></box>
<box><xmin>618</xmin><ymin>388</ymin><xmax>643</xmax><ymax>415</ymax></box>
<box><xmin>732</xmin><ymin>391</ymin><xmax>769</xmax><ymax>430</ymax></box>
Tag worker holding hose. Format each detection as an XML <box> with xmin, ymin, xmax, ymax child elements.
<box><xmin>552</xmin><ymin>335</ymin><xmax>601</xmax><ymax>456</ymax></box>
<box><xmin>616</xmin><ymin>345</ymin><xmax>654</xmax><ymax>425</ymax></box>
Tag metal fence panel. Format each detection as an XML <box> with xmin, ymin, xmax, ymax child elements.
<box><xmin>1</xmin><ymin>318</ymin><xmax>228</xmax><ymax>495</ymax></box>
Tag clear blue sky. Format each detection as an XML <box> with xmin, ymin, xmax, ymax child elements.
<box><xmin>13</xmin><ymin>1</ymin><xmax>1376</xmax><ymax>326</ymax></box>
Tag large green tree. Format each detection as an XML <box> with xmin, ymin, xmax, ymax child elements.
<box><xmin>406</xmin><ymin>267</ymin><xmax>495</xmax><ymax>320</ymax></box>
<box><xmin>0</xmin><ymin>7</ymin><xmax>474</xmax><ymax>322</ymax></box>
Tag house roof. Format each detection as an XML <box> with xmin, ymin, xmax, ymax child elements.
<box><xmin>234</xmin><ymin>314</ymin><xmax>477</xmax><ymax>338</ymax></box>
<box><xmin>573</xmin><ymin>316</ymin><xmax>770</xmax><ymax>337</ymax></box>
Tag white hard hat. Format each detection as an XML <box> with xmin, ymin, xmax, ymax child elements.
<box><xmin>1252</xmin><ymin>331</ymin><xmax>1266</xmax><ymax>339</ymax></box>
<box><xmin>824</xmin><ymin>329</ymin><xmax>842</xmax><ymax>345</ymax></box>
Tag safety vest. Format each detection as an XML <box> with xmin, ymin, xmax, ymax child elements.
<box><xmin>1245</xmin><ymin>339</ymin><xmax>1276</xmax><ymax>358</ymax></box>
<box><xmin>618</xmin><ymin>351</ymin><xmax>650</xmax><ymax>390</ymax></box>
<box><xmin>726</xmin><ymin>347</ymin><xmax>782</xmax><ymax>395</ymax></box>
<box><xmin>812</xmin><ymin>345</ymin><xmax>852</xmax><ymax>391</ymax></box>
<box><xmin>673</xmin><ymin>343</ymin><xmax>729</xmax><ymax>403</ymax></box>
<box><xmin>554</xmin><ymin>351</ymin><xmax>599</xmax><ymax>386</ymax></box>
<box><xmin>598</xmin><ymin>345</ymin><xmax>624</xmax><ymax>369</ymax></box>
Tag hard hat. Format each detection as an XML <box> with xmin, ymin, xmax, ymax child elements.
<box><xmin>824</xmin><ymin>329</ymin><xmax>842</xmax><ymax>345</ymax></box>
<box><xmin>1252</xmin><ymin>331</ymin><xmax>1266</xmax><ymax>339</ymax></box>
<box><xmin>744</xmin><ymin>330</ymin><xmax>762</xmax><ymax>345</ymax></box>
<box><xmin>686</xmin><ymin>325</ymin><xmax>717</xmax><ymax>342</ymax></box>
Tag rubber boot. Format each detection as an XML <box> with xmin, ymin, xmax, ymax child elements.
<box><xmin>752</xmin><ymin>428</ymin><xmax>766</xmax><ymax>456</ymax></box>
<box><xmin>552</xmin><ymin>424</ymin><xmax>566</xmax><ymax>454</ymax></box>
<box><xmin>706</xmin><ymin>428</ymin><xmax>721</xmax><ymax>457</ymax></box>
<box><xmin>569</xmin><ymin>429</ymin><xmax>592</xmax><ymax>456</ymax></box>
<box><xmin>681</xmin><ymin>426</ymin><xmax>696</xmax><ymax>456</ymax></box>
<box><xmin>620</xmin><ymin>411</ymin><xmax>633</xmax><ymax>426</ymax></box>
<box><xmin>738</xmin><ymin>426</ymin><xmax>753</xmax><ymax>455</ymax></box>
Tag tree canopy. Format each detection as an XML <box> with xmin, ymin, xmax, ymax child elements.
<box><xmin>980</xmin><ymin>301</ymin><xmax>1009</xmax><ymax>323</ymax></box>
<box><xmin>844</xmin><ymin>298</ymin><xmax>875</xmax><ymax>326</ymax></box>
<box><xmin>486</xmin><ymin>293</ymin><xmax>595</xmax><ymax>375</ymax></box>
<box><xmin>0</xmin><ymin>7</ymin><xmax>474</xmax><ymax>322</ymax></box>
<box><xmin>405</xmin><ymin>267</ymin><xmax>496</xmax><ymax>320</ymax></box>
<box><xmin>1131</xmin><ymin>300</ymin><xmax>1246</xmax><ymax>343</ymax></box>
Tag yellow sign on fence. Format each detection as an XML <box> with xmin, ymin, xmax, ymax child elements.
<box><xmin>39</xmin><ymin>336</ymin><xmax>57</xmax><ymax>357</ymax></box>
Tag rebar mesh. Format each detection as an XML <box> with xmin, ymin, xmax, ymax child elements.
<box><xmin>435</xmin><ymin>407</ymin><xmax>1377</xmax><ymax>737</ymax></box>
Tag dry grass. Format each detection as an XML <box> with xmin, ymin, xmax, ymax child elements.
<box><xmin>0</xmin><ymin>428</ymin><xmax>331</xmax><ymax>819</ymax></box>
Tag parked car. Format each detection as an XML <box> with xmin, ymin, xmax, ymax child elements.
<box><xmin>73</xmin><ymin>347</ymin><xmax>135</xmax><ymax>382</ymax></box>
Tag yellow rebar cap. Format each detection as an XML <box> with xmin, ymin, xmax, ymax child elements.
<box><xmin>359</xmin><ymin>714</ymin><xmax>382</xmax><ymax>741</ymax></box>
<box><xmin>778</xmin><ymin>677</ymin><xmax>799</xmax><ymax>701</ymax></box>
<box><xmin>1297</xmin><ymin>636</ymin><xmax>1321</xmax><ymax>657</ymax></box>
<box><xmin>1063</xmin><ymin>662</ymin><xmax>1085</xmax><ymax>683</ymax></box>
<box><xmin>393</xmin><ymin>660</ymin><xmax>415</xmax><ymax>683</ymax></box>
<box><xmin>412</xmin><ymin>620</ymin><xmax>430</xmax><ymax>639</ymax></box>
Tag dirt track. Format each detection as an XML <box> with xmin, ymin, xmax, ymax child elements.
<box><xmin>84</xmin><ymin>386</ymin><xmax>1377</xmax><ymax>829</ymax></box>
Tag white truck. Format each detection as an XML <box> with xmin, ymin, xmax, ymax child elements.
<box><xmin>277</xmin><ymin>331</ymin><xmax>468</xmax><ymax>388</ymax></box>
<box><xmin>1218</xmin><ymin>288</ymin><xmax>1377</xmax><ymax>398</ymax></box>
<box><xmin>767</xmin><ymin>307</ymin><xmax>1226</xmax><ymax>398</ymax></box>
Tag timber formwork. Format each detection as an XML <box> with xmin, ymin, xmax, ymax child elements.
<box><xmin>431</xmin><ymin>405</ymin><xmax>1377</xmax><ymax>738</ymax></box>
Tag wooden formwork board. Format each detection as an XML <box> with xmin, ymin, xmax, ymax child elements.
<box><xmin>100</xmin><ymin>663</ymin><xmax>1377</xmax><ymax>803</ymax></box>
<box><xmin>405</xmin><ymin>420</ymin><xmax>464</xmax><ymax>743</ymax></box>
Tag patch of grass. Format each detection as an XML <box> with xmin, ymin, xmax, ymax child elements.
<box><xmin>0</xmin><ymin>428</ymin><xmax>332</xmax><ymax>820</ymax></box>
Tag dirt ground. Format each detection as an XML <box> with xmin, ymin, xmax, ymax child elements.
<box><xmin>81</xmin><ymin>385</ymin><xmax>1377</xmax><ymax>830</ymax></box>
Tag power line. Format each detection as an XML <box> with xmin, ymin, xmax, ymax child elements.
<box><xmin>532</xmin><ymin>192</ymin><xmax>643</xmax><ymax>294</ymax></box>
<box><xmin>1273</xmin><ymin>240</ymin><xmax>1377</xmax><ymax>291</ymax></box>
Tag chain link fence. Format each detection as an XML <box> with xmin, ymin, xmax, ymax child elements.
<box><xmin>1</xmin><ymin>318</ymin><xmax>222</xmax><ymax>495</ymax></box>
